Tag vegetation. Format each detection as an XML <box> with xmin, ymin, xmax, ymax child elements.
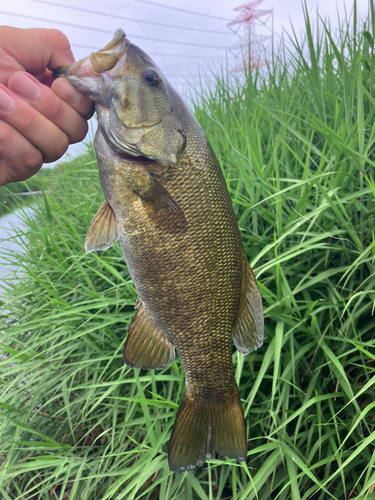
<box><xmin>0</xmin><ymin>2</ymin><xmax>374</xmax><ymax>499</ymax></box>
<box><xmin>0</xmin><ymin>148</ymin><xmax>96</xmax><ymax>218</ymax></box>
<box><xmin>0</xmin><ymin>169</ymin><xmax>51</xmax><ymax>218</ymax></box>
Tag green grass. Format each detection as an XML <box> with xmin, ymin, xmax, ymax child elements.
<box><xmin>0</xmin><ymin>2</ymin><xmax>374</xmax><ymax>499</ymax></box>
<box><xmin>0</xmin><ymin>169</ymin><xmax>52</xmax><ymax>218</ymax></box>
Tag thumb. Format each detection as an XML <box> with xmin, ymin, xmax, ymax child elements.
<box><xmin>0</xmin><ymin>27</ymin><xmax>75</xmax><ymax>76</ymax></box>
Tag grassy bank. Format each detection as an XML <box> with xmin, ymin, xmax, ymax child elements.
<box><xmin>0</xmin><ymin>169</ymin><xmax>51</xmax><ymax>218</ymax></box>
<box><xmin>0</xmin><ymin>3</ymin><xmax>374</xmax><ymax>499</ymax></box>
<box><xmin>0</xmin><ymin>150</ymin><xmax>96</xmax><ymax>219</ymax></box>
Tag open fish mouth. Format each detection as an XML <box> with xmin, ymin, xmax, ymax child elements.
<box><xmin>52</xmin><ymin>28</ymin><xmax>130</xmax><ymax>112</ymax></box>
<box><xmin>53</xmin><ymin>28</ymin><xmax>128</xmax><ymax>79</ymax></box>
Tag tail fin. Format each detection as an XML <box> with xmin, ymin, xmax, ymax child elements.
<box><xmin>168</xmin><ymin>390</ymin><xmax>247</xmax><ymax>472</ymax></box>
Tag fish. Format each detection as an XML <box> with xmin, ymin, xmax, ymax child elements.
<box><xmin>53</xmin><ymin>29</ymin><xmax>264</xmax><ymax>472</ymax></box>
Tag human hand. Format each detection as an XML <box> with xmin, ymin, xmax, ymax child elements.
<box><xmin>0</xmin><ymin>27</ymin><xmax>95</xmax><ymax>186</ymax></box>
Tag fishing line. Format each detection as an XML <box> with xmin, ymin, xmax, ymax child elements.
<box><xmin>123</xmin><ymin>20</ymin><xmax>193</xmax><ymax>90</ymax></box>
<box><xmin>112</xmin><ymin>20</ymin><xmax>189</xmax><ymax>92</ymax></box>
<box><xmin>203</xmin><ymin>106</ymin><xmax>365</xmax><ymax>254</ymax></box>
<box><xmin>119</xmin><ymin>17</ymin><xmax>231</xmax><ymax>92</ymax></box>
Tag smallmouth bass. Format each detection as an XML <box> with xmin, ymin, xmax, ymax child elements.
<box><xmin>54</xmin><ymin>29</ymin><xmax>264</xmax><ymax>472</ymax></box>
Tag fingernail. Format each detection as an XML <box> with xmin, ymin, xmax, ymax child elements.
<box><xmin>0</xmin><ymin>87</ymin><xmax>15</xmax><ymax>112</ymax></box>
<box><xmin>54</xmin><ymin>78</ymin><xmax>80</xmax><ymax>105</ymax></box>
<box><xmin>12</xmin><ymin>73</ymin><xmax>41</xmax><ymax>101</ymax></box>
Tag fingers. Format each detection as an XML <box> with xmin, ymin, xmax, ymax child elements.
<box><xmin>0</xmin><ymin>27</ymin><xmax>95</xmax><ymax>186</ymax></box>
<box><xmin>0</xmin><ymin>82</ymin><xmax>66</xmax><ymax>163</ymax></box>
<box><xmin>0</xmin><ymin>71</ymin><xmax>95</xmax><ymax>185</ymax></box>
<box><xmin>0</xmin><ymin>27</ymin><xmax>75</xmax><ymax>76</ymax></box>
<box><xmin>0</xmin><ymin>120</ymin><xmax>42</xmax><ymax>186</ymax></box>
<box><xmin>51</xmin><ymin>77</ymin><xmax>94</xmax><ymax>120</ymax></box>
<box><xmin>7</xmin><ymin>72</ymin><xmax>93</xmax><ymax>146</ymax></box>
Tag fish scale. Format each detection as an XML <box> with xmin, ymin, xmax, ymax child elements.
<box><xmin>53</xmin><ymin>28</ymin><xmax>264</xmax><ymax>472</ymax></box>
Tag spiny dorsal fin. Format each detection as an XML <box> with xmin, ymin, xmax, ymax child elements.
<box><xmin>123</xmin><ymin>300</ymin><xmax>175</xmax><ymax>370</ymax></box>
<box><xmin>85</xmin><ymin>200</ymin><xmax>118</xmax><ymax>253</ymax></box>
<box><xmin>232</xmin><ymin>255</ymin><xmax>264</xmax><ymax>355</ymax></box>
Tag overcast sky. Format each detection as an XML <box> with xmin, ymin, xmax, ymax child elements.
<box><xmin>0</xmin><ymin>0</ymin><xmax>371</xmax><ymax>157</ymax></box>
<box><xmin>1</xmin><ymin>0</ymin><xmax>371</xmax><ymax>84</ymax></box>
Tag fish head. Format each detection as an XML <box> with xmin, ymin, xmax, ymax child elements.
<box><xmin>53</xmin><ymin>29</ymin><xmax>186</xmax><ymax>166</ymax></box>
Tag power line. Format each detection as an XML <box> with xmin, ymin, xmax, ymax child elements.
<box><xmin>28</xmin><ymin>0</ymin><xmax>234</xmax><ymax>36</ymax></box>
<box><xmin>0</xmin><ymin>11</ymin><xmax>113</xmax><ymax>34</ymax></box>
<box><xmin>1</xmin><ymin>11</ymin><xmax>228</xmax><ymax>49</ymax></box>
<box><xmin>121</xmin><ymin>34</ymin><xmax>228</xmax><ymax>49</ymax></box>
<box><xmin>72</xmin><ymin>44</ymin><xmax>231</xmax><ymax>59</ymax></box>
<box><xmin>134</xmin><ymin>0</ymin><xmax>232</xmax><ymax>21</ymax></box>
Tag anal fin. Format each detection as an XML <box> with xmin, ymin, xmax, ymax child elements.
<box><xmin>232</xmin><ymin>254</ymin><xmax>264</xmax><ymax>355</ymax></box>
<box><xmin>85</xmin><ymin>200</ymin><xmax>118</xmax><ymax>253</ymax></box>
<box><xmin>123</xmin><ymin>300</ymin><xmax>175</xmax><ymax>370</ymax></box>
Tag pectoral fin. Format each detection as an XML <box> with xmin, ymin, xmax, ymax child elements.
<box><xmin>85</xmin><ymin>200</ymin><xmax>118</xmax><ymax>253</ymax></box>
<box><xmin>232</xmin><ymin>255</ymin><xmax>264</xmax><ymax>354</ymax></box>
<box><xmin>133</xmin><ymin>172</ymin><xmax>187</xmax><ymax>233</ymax></box>
<box><xmin>124</xmin><ymin>300</ymin><xmax>175</xmax><ymax>370</ymax></box>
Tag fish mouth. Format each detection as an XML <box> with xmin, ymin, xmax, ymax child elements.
<box><xmin>53</xmin><ymin>29</ymin><xmax>128</xmax><ymax>80</ymax></box>
<box><xmin>53</xmin><ymin>28</ymin><xmax>185</xmax><ymax>167</ymax></box>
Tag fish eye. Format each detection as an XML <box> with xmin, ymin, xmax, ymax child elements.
<box><xmin>143</xmin><ymin>69</ymin><xmax>160</xmax><ymax>87</ymax></box>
